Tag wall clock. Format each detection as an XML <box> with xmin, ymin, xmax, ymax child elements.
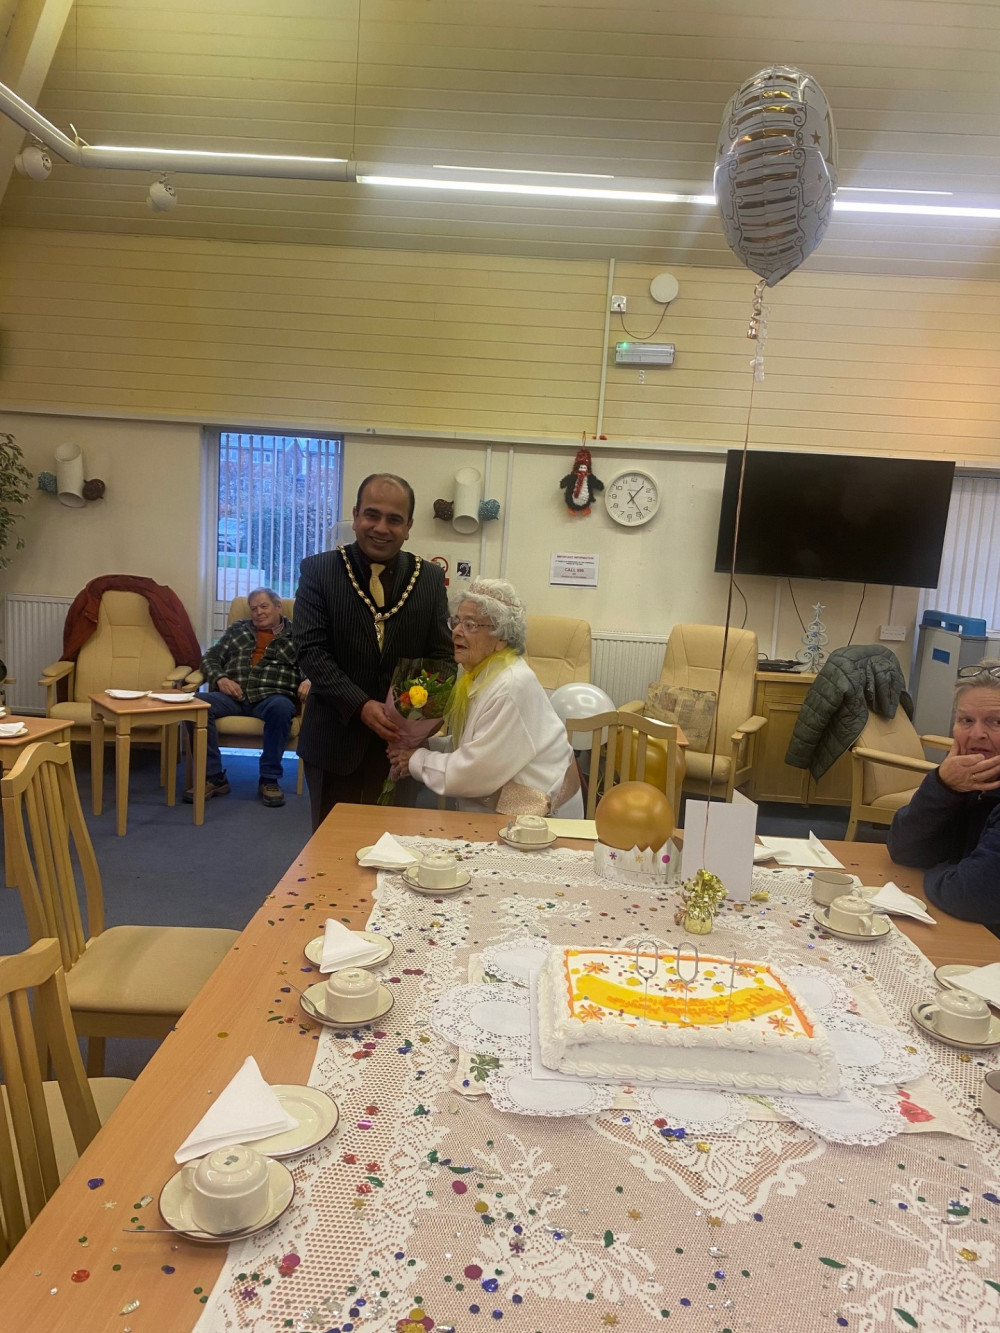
<box><xmin>604</xmin><ymin>470</ymin><xmax>660</xmax><ymax>527</ymax></box>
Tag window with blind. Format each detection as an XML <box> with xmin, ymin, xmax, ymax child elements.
<box><xmin>212</xmin><ymin>431</ymin><xmax>343</xmax><ymax>613</ymax></box>
<box><xmin>917</xmin><ymin>473</ymin><xmax>1000</xmax><ymax>631</ymax></box>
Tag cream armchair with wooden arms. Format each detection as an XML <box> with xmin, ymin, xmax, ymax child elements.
<box><xmin>524</xmin><ymin>616</ymin><xmax>592</xmax><ymax>690</ymax></box>
<box><xmin>1</xmin><ymin>741</ymin><xmax>239</xmax><ymax>1077</ymax></box>
<box><xmin>0</xmin><ymin>939</ymin><xmax>132</xmax><ymax>1258</ymax></box>
<box><xmin>39</xmin><ymin>590</ymin><xmax>194</xmax><ymax>785</ymax></box>
<box><xmin>621</xmin><ymin>624</ymin><xmax>766</xmax><ymax>802</ymax></box>
<box><xmin>184</xmin><ymin>596</ymin><xmax>304</xmax><ymax>795</ymax></box>
<box><xmin>846</xmin><ymin>711</ymin><xmax>953</xmax><ymax>840</ymax></box>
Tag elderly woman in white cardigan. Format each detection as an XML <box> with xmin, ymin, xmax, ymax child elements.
<box><xmin>388</xmin><ymin>578</ymin><xmax>583</xmax><ymax>816</ymax></box>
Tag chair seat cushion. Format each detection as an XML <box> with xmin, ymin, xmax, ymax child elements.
<box><xmin>45</xmin><ymin>1078</ymin><xmax>132</xmax><ymax>1181</ymax></box>
<box><xmin>867</xmin><ymin>788</ymin><xmax>916</xmax><ymax>815</ymax></box>
<box><xmin>1</xmin><ymin>1077</ymin><xmax>132</xmax><ymax>1202</ymax></box>
<box><xmin>682</xmin><ymin>750</ymin><xmax>733</xmax><ymax>784</ymax></box>
<box><xmin>217</xmin><ymin>715</ymin><xmax>301</xmax><ymax>740</ymax></box>
<box><xmin>66</xmin><ymin>926</ymin><xmax>238</xmax><ymax>1016</ymax></box>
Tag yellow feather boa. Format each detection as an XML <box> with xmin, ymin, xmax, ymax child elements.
<box><xmin>444</xmin><ymin>647</ymin><xmax>521</xmax><ymax>745</ymax></box>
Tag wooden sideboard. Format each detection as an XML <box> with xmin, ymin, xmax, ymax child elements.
<box><xmin>746</xmin><ymin>670</ymin><xmax>852</xmax><ymax>806</ymax></box>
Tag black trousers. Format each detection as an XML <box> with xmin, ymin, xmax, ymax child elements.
<box><xmin>305</xmin><ymin>738</ymin><xmax>420</xmax><ymax>832</ymax></box>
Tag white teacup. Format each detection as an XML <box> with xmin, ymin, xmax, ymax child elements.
<box><xmin>508</xmin><ymin>815</ymin><xmax>550</xmax><ymax>844</ymax></box>
<box><xmin>923</xmin><ymin>988</ymin><xmax>992</xmax><ymax>1044</ymax></box>
<box><xmin>811</xmin><ymin>870</ymin><xmax>855</xmax><ymax>907</ymax></box>
<box><xmin>416</xmin><ymin>851</ymin><xmax>462</xmax><ymax>888</ymax></box>
<box><xmin>181</xmin><ymin>1144</ymin><xmax>270</xmax><ymax>1235</ymax></box>
<box><xmin>981</xmin><ymin>1069</ymin><xmax>1000</xmax><ymax>1127</ymax></box>
<box><xmin>826</xmin><ymin>893</ymin><xmax>876</xmax><ymax>936</ymax></box>
<box><xmin>323</xmin><ymin>967</ymin><xmax>381</xmax><ymax>1021</ymax></box>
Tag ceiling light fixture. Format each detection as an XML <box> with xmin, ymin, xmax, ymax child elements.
<box><xmin>357</xmin><ymin>173</ymin><xmax>715</xmax><ymax>204</ymax></box>
<box><xmin>147</xmin><ymin>176</ymin><xmax>177</xmax><ymax>212</ymax></box>
<box><xmin>13</xmin><ymin>141</ymin><xmax>51</xmax><ymax>180</ymax></box>
<box><xmin>432</xmin><ymin>163</ymin><xmax>616</xmax><ymax>179</ymax></box>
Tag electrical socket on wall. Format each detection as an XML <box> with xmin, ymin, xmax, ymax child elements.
<box><xmin>611</xmin><ymin>294</ymin><xmax>627</xmax><ymax>312</ymax></box>
<box><xmin>879</xmin><ymin>625</ymin><xmax>907</xmax><ymax>642</ymax></box>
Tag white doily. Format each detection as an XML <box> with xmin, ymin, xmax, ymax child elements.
<box><xmin>193</xmin><ymin>837</ymin><xmax>1000</xmax><ymax>1333</ymax></box>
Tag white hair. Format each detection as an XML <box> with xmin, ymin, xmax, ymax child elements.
<box><xmin>450</xmin><ymin>578</ymin><xmax>527</xmax><ymax>653</ymax></box>
<box><xmin>955</xmin><ymin>659</ymin><xmax>1000</xmax><ymax>702</ymax></box>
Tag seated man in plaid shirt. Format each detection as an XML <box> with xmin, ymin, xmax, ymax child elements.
<box><xmin>186</xmin><ymin>587</ymin><xmax>309</xmax><ymax>808</ymax></box>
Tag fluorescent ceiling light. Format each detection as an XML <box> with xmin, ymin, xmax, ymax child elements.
<box><xmin>357</xmin><ymin>174</ymin><xmax>715</xmax><ymax>203</ymax></box>
<box><xmin>833</xmin><ymin>200</ymin><xmax>1000</xmax><ymax>218</ymax></box>
<box><xmin>432</xmin><ymin>163</ymin><xmax>615</xmax><ymax>179</ymax></box>
<box><xmin>93</xmin><ymin>145</ymin><xmax>348</xmax><ymax>165</ymax></box>
<box><xmin>839</xmin><ymin>187</ymin><xmax>953</xmax><ymax>196</ymax></box>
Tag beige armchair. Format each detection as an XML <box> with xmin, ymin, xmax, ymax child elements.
<box><xmin>524</xmin><ymin>616</ymin><xmax>591</xmax><ymax>690</ymax></box>
<box><xmin>847</xmin><ymin>711</ymin><xmax>952</xmax><ymax>840</ymax></box>
<box><xmin>621</xmin><ymin>623</ymin><xmax>766</xmax><ymax>802</ymax></box>
<box><xmin>185</xmin><ymin>596</ymin><xmax>303</xmax><ymax>794</ymax></box>
<box><xmin>39</xmin><ymin>591</ymin><xmax>193</xmax><ymax>778</ymax></box>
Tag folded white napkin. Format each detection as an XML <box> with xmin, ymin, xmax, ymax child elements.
<box><xmin>358</xmin><ymin>832</ymin><xmax>415</xmax><ymax>867</ymax></box>
<box><xmin>755</xmin><ymin>834</ymin><xmax>844</xmax><ymax>869</ymax></box>
<box><xmin>174</xmin><ymin>1056</ymin><xmax>298</xmax><ymax>1164</ymax></box>
<box><xmin>866</xmin><ymin>880</ymin><xmax>936</xmax><ymax>925</ymax></box>
<box><xmin>949</xmin><ymin>962</ymin><xmax>1000</xmax><ymax>1006</ymax></box>
<box><xmin>320</xmin><ymin>918</ymin><xmax>385</xmax><ymax>973</ymax></box>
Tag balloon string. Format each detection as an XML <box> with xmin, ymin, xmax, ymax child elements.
<box><xmin>700</xmin><ymin>277</ymin><xmax>765</xmax><ymax>866</ymax></box>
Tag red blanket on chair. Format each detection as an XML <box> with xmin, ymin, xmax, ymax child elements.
<box><xmin>62</xmin><ymin>575</ymin><xmax>202</xmax><ymax>671</ymax></box>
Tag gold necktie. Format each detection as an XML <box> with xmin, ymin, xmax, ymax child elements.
<box><xmin>369</xmin><ymin>562</ymin><xmax>386</xmax><ymax>608</ymax></box>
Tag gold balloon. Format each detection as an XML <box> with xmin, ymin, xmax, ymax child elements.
<box><xmin>616</xmin><ymin>737</ymin><xmax>686</xmax><ymax>798</ymax></box>
<box><xmin>595</xmin><ymin>781</ymin><xmax>675</xmax><ymax>852</ymax></box>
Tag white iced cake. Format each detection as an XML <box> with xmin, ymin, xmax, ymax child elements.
<box><xmin>537</xmin><ymin>946</ymin><xmax>840</xmax><ymax>1096</ymax></box>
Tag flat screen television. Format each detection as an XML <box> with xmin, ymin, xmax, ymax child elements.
<box><xmin>714</xmin><ymin>451</ymin><xmax>954</xmax><ymax>587</ymax></box>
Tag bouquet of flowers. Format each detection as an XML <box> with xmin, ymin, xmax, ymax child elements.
<box><xmin>377</xmin><ymin>658</ymin><xmax>457</xmax><ymax>805</ymax></box>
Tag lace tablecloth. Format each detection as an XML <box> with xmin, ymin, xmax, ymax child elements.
<box><xmin>194</xmin><ymin>842</ymin><xmax>1000</xmax><ymax>1333</ymax></box>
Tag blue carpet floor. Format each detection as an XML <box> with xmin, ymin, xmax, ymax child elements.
<box><xmin>0</xmin><ymin>744</ymin><xmax>886</xmax><ymax>1078</ymax></box>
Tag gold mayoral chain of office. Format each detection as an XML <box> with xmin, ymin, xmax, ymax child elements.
<box><xmin>338</xmin><ymin>545</ymin><xmax>423</xmax><ymax>650</ymax></box>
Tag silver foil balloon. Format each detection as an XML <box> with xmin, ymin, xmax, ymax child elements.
<box><xmin>715</xmin><ymin>65</ymin><xmax>838</xmax><ymax>286</ymax></box>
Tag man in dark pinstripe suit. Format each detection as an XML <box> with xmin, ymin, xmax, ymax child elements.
<box><xmin>294</xmin><ymin>473</ymin><xmax>452</xmax><ymax>829</ymax></box>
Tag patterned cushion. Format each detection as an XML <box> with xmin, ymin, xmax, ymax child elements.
<box><xmin>645</xmin><ymin>683</ymin><xmax>718</xmax><ymax>751</ymax></box>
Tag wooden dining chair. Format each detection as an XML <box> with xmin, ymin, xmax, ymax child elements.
<box><xmin>0</xmin><ymin>938</ymin><xmax>132</xmax><ymax>1258</ymax></box>
<box><xmin>1</xmin><ymin>741</ymin><xmax>239</xmax><ymax>1076</ymax></box>
<box><xmin>569</xmin><ymin>710</ymin><xmax>682</xmax><ymax>818</ymax></box>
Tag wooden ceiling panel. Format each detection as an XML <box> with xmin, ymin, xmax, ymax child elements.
<box><xmin>2</xmin><ymin>0</ymin><xmax>1000</xmax><ymax>277</ymax></box>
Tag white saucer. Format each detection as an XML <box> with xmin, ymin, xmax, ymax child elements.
<box><xmin>251</xmin><ymin>1085</ymin><xmax>339</xmax><ymax>1158</ymax></box>
<box><xmin>304</xmin><ymin>930</ymin><xmax>394</xmax><ymax>970</ymax></box>
<box><xmin>812</xmin><ymin>908</ymin><xmax>892</xmax><ymax>943</ymax></box>
<box><xmin>910</xmin><ymin>1001</ymin><xmax>1000</xmax><ymax>1051</ymax></box>
<box><xmin>149</xmin><ymin>692</ymin><xmax>196</xmax><ymax>703</ymax></box>
<box><xmin>158</xmin><ymin>1156</ymin><xmax>294</xmax><ymax>1243</ymax></box>
<box><xmin>300</xmin><ymin>981</ymin><xmax>395</xmax><ymax>1028</ymax></box>
<box><xmin>357</xmin><ymin>844</ymin><xmax>419</xmax><ymax>870</ymax></box>
<box><xmin>0</xmin><ymin>725</ymin><xmax>28</xmax><ymax>738</ymax></box>
<box><xmin>105</xmin><ymin>689</ymin><xmax>149</xmax><ymax>699</ymax></box>
<box><xmin>401</xmin><ymin>865</ymin><xmax>471</xmax><ymax>894</ymax></box>
<box><xmin>934</xmin><ymin>963</ymin><xmax>1000</xmax><ymax>1009</ymax></box>
<box><xmin>498</xmin><ymin>829</ymin><xmax>558</xmax><ymax>851</ymax></box>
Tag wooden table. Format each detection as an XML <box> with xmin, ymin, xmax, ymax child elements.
<box><xmin>0</xmin><ymin>715</ymin><xmax>73</xmax><ymax>883</ymax></box>
<box><xmin>89</xmin><ymin>692</ymin><xmax>210</xmax><ymax>836</ymax></box>
<box><xmin>0</xmin><ymin>809</ymin><xmax>995</xmax><ymax>1332</ymax></box>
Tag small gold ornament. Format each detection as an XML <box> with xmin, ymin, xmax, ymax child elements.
<box><xmin>676</xmin><ymin>868</ymin><xmax>727</xmax><ymax>936</ymax></box>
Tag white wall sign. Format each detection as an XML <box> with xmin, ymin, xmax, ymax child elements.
<box><xmin>550</xmin><ymin>552</ymin><xmax>599</xmax><ymax>587</ymax></box>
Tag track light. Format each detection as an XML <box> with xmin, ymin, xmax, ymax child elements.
<box><xmin>147</xmin><ymin>176</ymin><xmax>177</xmax><ymax>212</ymax></box>
<box><xmin>13</xmin><ymin>142</ymin><xmax>51</xmax><ymax>181</ymax></box>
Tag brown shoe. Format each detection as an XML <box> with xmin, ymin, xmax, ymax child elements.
<box><xmin>183</xmin><ymin>775</ymin><xmax>230</xmax><ymax>804</ymax></box>
<box><xmin>259</xmin><ymin>781</ymin><xmax>285</xmax><ymax>808</ymax></box>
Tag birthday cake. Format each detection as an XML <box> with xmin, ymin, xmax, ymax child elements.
<box><xmin>537</xmin><ymin>947</ymin><xmax>840</xmax><ymax>1096</ymax></box>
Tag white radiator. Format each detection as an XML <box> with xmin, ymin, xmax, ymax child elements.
<box><xmin>592</xmin><ymin>631</ymin><xmax>668</xmax><ymax>705</ymax></box>
<box><xmin>3</xmin><ymin>594</ymin><xmax>73</xmax><ymax>714</ymax></box>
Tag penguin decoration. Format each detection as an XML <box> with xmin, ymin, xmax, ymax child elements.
<box><xmin>560</xmin><ymin>446</ymin><xmax>604</xmax><ymax>517</ymax></box>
